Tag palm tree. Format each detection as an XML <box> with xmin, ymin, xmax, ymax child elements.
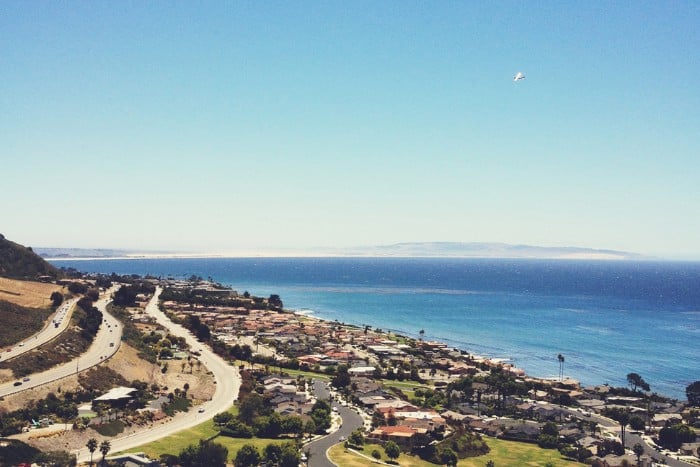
<box><xmin>86</xmin><ymin>438</ymin><xmax>98</xmax><ymax>466</ymax></box>
<box><xmin>557</xmin><ymin>354</ymin><xmax>565</xmax><ymax>381</ymax></box>
<box><xmin>419</xmin><ymin>329</ymin><xmax>425</xmax><ymax>341</ymax></box>
<box><xmin>618</xmin><ymin>411</ymin><xmax>630</xmax><ymax>448</ymax></box>
<box><xmin>99</xmin><ymin>440</ymin><xmax>111</xmax><ymax>466</ymax></box>
<box><xmin>633</xmin><ymin>443</ymin><xmax>645</xmax><ymax>466</ymax></box>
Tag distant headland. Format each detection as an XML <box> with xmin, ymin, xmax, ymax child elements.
<box><xmin>36</xmin><ymin>242</ymin><xmax>646</xmax><ymax>261</ymax></box>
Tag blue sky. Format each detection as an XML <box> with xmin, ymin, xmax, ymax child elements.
<box><xmin>2</xmin><ymin>2</ymin><xmax>699</xmax><ymax>258</ymax></box>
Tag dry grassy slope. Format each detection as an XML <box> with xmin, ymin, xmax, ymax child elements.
<box><xmin>0</xmin><ymin>277</ymin><xmax>63</xmax><ymax>308</ymax></box>
<box><xmin>0</xmin><ymin>234</ymin><xmax>59</xmax><ymax>280</ymax></box>
<box><xmin>1</xmin><ymin>342</ymin><xmax>215</xmax><ymax>412</ymax></box>
<box><xmin>105</xmin><ymin>343</ymin><xmax>216</xmax><ymax>401</ymax></box>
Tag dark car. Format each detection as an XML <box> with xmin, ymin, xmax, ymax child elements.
<box><xmin>13</xmin><ymin>381</ymin><xmax>22</xmax><ymax>386</ymax></box>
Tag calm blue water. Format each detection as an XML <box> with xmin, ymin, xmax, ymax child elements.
<box><xmin>50</xmin><ymin>257</ymin><xmax>700</xmax><ymax>400</ymax></box>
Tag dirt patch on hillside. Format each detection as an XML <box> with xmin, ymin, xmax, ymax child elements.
<box><xmin>105</xmin><ymin>342</ymin><xmax>162</xmax><ymax>383</ymax></box>
<box><xmin>14</xmin><ymin>343</ymin><xmax>216</xmax><ymax>455</ymax></box>
<box><xmin>104</xmin><ymin>343</ymin><xmax>215</xmax><ymax>402</ymax></box>
<box><xmin>0</xmin><ymin>278</ymin><xmax>63</xmax><ymax>308</ymax></box>
<box><xmin>1</xmin><ymin>374</ymin><xmax>81</xmax><ymax>412</ymax></box>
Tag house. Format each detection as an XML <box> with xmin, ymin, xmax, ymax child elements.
<box><xmin>93</xmin><ymin>387</ymin><xmax>138</xmax><ymax>408</ymax></box>
<box><xmin>369</xmin><ymin>425</ymin><xmax>421</xmax><ymax>446</ymax></box>
<box><xmin>105</xmin><ymin>452</ymin><xmax>159</xmax><ymax>467</ymax></box>
<box><xmin>652</xmin><ymin>413</ymin><xmax>682</xmax><ymax>428</ymax></box>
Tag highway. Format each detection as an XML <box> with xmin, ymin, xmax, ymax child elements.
<box><xmin>0</xmin><ymin>290</ymin><xmax>122</xmax><ymax>398</ymax></box>
<box><xmin>0</xmin><ymin>297</ymin><xmax>79</xmax><ymax>363</ymax></box>
<box><xmin>73</xmin><ymin>286</ymin><xmax>242</xmax><ymax>464</ymax></box>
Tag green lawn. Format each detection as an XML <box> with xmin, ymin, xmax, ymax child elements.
<box><xmin>278</xmin><ymin>367</ymin><xmax>331</xmax><ymax>381</ymax></box>
<box><xmin>231</xmin><ymin>361</ymin><xmax>331</xmax><ymax>382</ymax></box>
<box><xmin>457</xmin><ymin>437</ymin><xmax>583</xmax><ymax>467</ymax></box>
<box><xmin>328</xmin><ymin>438</ymin><xmax>584</xmax><ymax>467</ymax></box>
<box><xmin>381</xmin><ymin>380</ymin><xmax>432</xmax><ymax>391</ymax></box>
<box><xmin>120</xmin><ymin>407</ymin><xmax>293</xmax><ymax>462</ymax></box>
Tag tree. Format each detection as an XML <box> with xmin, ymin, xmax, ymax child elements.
<box><xmin>440</xmin><ymin>447</ymin><xmax>458</xmax><ymax>466</ymax></box>
<box><xmin>626</xmin><ymin>373</ymin><xmax>650</xmax><ymax>392</ymax></box>
<box><xmin>349</xmin><ymin>429</ymin><xmax>365</xmax><ymax>446</ymax></box>
<box><xmin>372</xmin><ymin>449</ymin><xmax>382</xmax><ymax>461</ymax></box>
<box><xmin>486</xmin><ymin>461</ymin><xmax>496</xmax><ymax>467</ymax></box>
<box><xmin>263</xmin><ymin>443</ymin><xmax>282</xmax><ymax>465</ymax></box>
<box><xmin>384</xmin><ymin>440</ymin><xmax>400</xmax><ymax>461</ymax></box>
<box><xmin>35</xmin><ymin>450</ymin><xmax>77</xmax><ymax>466</ymax></box>
<box><xmin>557</xmin><ymin>354</ymin><xmax>565</xmax><ymax>381</ymax></box>
<box><xmin>658</xmin><ymin>423</ymin><xmax>696</xmax><ymax>451</ymax></box>
<box><xmin>268</xmin><ymin>294</ymin><xmax>283</xmax><ymax>309</ymax></box>
<box><xmin>86</xmin><ymin>438</ymin><xmax>97</xmax><ymax>466</ymax></box>
<box><xmin>213</xmin><ymin>411</ymin><xmax>234</xmax><ymax>426</ymax></box>
<box><xmin>687</xmin><ymin>381</ymin><xmax>700</xmax><ymax>406</ymax></box>
<box><xmin>234</xmin><ymin>444</ymin><xmax>261</xmax><ymax>467</ymax></box>
<box><xmin>606</xmin><ymin>407</ymin><xmax>630</xmax><ymax>447</ymax></box>
<box><xmin>632</xmin><ymin>443</ymin><xmax>645</xmax><ymax>466</ymax></box>
<box><xmin>303</xmin><ymin>418</ymin><xmax>317</xmax><ymax>436</ymax></box>
<box><xmin>238</xmin><ymin>392</ymin><xmax>264</xmax><ymax>424</ymax></box>
<box><xmin>542</xmin><ymin>421</ymin><xmax>559</xmax><ymax>437</ymax></box>
<box><xmin>99</xmin><ymin>440</ymin><xmax>111</xmax><ymax>466</ymax></box>
<box><xmin>179</xmin><ymin>440</ymin><xmax>228</xmax><ymax>467</ymax></box>
<box><xmin>309</xmin><ymin>399</ymin><xmax>331</xmax><ymax>433</ymax></box>
<box><xmin>50</xmin><ymin>291</ymin><xmax>64</xmax><ymax>307</ymax></box>
<box><xmin>332</xmin><ymin>364</ymin><xmax>351</xmax><ymax>389</ymax></box>
<box><xmin>279</xmin><ymin>443</ymin><xmax>300</xmax><ymax>467</ymax></box>
<box><xmin>629</xmin><ymin>415</ymin><xmax>645</xmax><ymax>432</ymax></box>
<box><xmin>419</xmin><ymin>329</ymin><xmax>425</xmax><ymax>341</ymax></box>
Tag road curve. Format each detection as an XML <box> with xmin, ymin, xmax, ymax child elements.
<box><xmin>0</xmin><ymin>297</ymin><xmax>79</xmax><ymax>363</ymax></box>
<box><xmin>0</xmin><ymin>289</ymin><xmax>122</xmax><ymax>398</ymax></box>
<box><xmin>73</xmin><ymin>286</ymin><xmax>242</xmax><ymax>463</ymax></box>
<box><xmin>306</xmin><ymin>380</ymin><xmax>364</xmax><ymax>467</ymax></box>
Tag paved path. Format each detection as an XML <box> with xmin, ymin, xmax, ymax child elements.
<box><xmin>73</xmin><ymin>286</ymin><xmax>242</xmax><ymax>463</ymax></box>
<box><xmin>306</xmin><ymin>380</ymin><xmax>364</xmax><ymax>467</ymax></box>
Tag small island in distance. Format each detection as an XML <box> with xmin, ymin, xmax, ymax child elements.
<box><xmin>36</xmin><ymin>242</ymin><xmax>647</xmax><ymax>261</ymax></box>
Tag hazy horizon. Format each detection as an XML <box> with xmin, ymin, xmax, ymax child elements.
<box><xmin>3</xmin><ymin>3</ymin><xmax>699</xmax><ymax>259</ymax></box>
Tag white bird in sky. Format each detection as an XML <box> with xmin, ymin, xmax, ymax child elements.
<box><xmin>513</xmin><ymin>71</ymin><xmax>525</xmax><ymax>82</ymax></box>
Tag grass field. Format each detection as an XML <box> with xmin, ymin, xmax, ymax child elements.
<box><xmin>329</xmin><ymin>443</ymin><xmax>433</xmax><ymax>467</ymax></box>
<box><xmin>329</xmin><ymin>438</ymin><xmax>584</xmax><ymax>467</ymax></box>
<box><xmin>381</xmin><ymin>380</ymin><xmax>432</xmax><ymax>391</ymax></box>
<box><xmin>457</xmin><ymin>437</ymin><xmax>583</xmax><ymax>467</ymax></box>
<box><xmin>122</xmin><ymin>406</ymin><xmax>291</xmax><ymax>462</ymax></box>
<box><xmin>0</xmin><ymin>277</ymin><xmax>62</xmax><ymax>308</ymax></box>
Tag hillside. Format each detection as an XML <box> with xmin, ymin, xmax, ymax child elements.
<box><xmin>332</xmin><ymin>242</ymin><xmax>646</xmax><ymax>260</ymax></box>
<box><xmin>0</xmin><ymin>234</ymin><xmax>59</xmax><ymax>279</ymax></box>
<box><xmin>0</xmin><ymin>300</ymin><xmax>52</xmax><ymax>348</ymax></box>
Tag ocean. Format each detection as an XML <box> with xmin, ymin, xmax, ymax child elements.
<box><xmin>49</xmin><ymin>257</ymin><xmax>700</xmax><ymax>400</ymax></box>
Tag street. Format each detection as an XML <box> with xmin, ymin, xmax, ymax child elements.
<box><xmin>305</xmin><ymin>379</ymin><xmax>364</xmax><ymax>467</ymax></box>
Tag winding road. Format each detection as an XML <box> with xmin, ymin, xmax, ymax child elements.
<box><xmin>0</xmin><ymin>297</ymin><xmax>78</xmax><ymax>363</ymax></box>
<box><xmin>306</xmin><ymin>379</ymin><xmax>364</xmax><ymax>467</ymax></box>
<box><xmin>73</xmin><ymin>286</ymin><xmax>242</xmax><ymax>463</ymax></box>
<box><xmin>0</xmin><ymin>290</ymin><xmax>121</xmax><ymax>398</ymax></box>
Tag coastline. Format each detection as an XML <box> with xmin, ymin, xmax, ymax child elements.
<box><xmin>47</xmin><ymin>257</ymin><xmax>698</xmax><ymax>400</ymax></box>
<box><xmin>289</xmin><ymin>308</ymin><xmax>541</xmax><ymax>386</ymax></box>
<box><xmin>46</xmin><ymin>252</ymin><xmax>634</xmax><ymax>261</ymax></box>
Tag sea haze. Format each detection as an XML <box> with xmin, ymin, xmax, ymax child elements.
<box><xmin>50</xmin><ymin>257</ymin><xmax>700</xmax><ymax>400</ymax></box>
